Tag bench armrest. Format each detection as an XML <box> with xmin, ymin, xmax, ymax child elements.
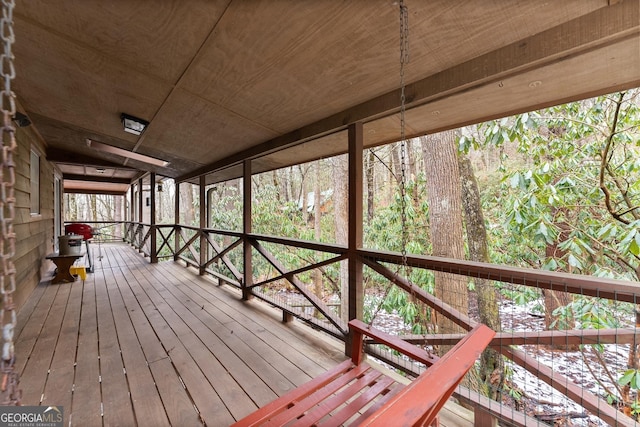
<box><xmin>349</xmin><ymin>319</ymin><xmax>439</xmax><ymax>366</ymax></box>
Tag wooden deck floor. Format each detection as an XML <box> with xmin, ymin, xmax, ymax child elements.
<box><xmin>15</xmin><ymin>243</ymin><xmax>473</xmax><ymax>426</ymax></box>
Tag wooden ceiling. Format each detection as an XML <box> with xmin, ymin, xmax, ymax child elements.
<box><xmin>12</xmin><ymin>0</ymin><xmax>640</xmax><ymax>193</ymax></box>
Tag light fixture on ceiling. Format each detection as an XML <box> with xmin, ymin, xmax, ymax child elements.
<box><xmin>121</xmin><ymin>113</ymin><xmax>149</xmax><ymax>135</ymax></box>
<box><xmin>13</xmin><ymin>111</ymin><xmax>31</xmax><ymax>127</ymax></box>
<box><xmin>86</xmin><ymin>139</ymin><xmax>169</xmax><ymax>167</ymax></box>
<box><xmin>95</xmin><ymin>167</ymin><xmax>106</xmax><ymax>174</ymax></box>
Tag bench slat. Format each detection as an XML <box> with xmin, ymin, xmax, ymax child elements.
<box><xmin>264</xmin><ymin>364</ymin><xmax>371</xmax><ymax>427</ymax></box>
<box><xmin>231</xmin><ymin>359</ymin><xmax>354</xmax><ymax>427</ymax></box>
<box><xmin>322</xmin><ymin>375</ymin><xmax>400</xmax><ymax>427</ymax></box>
<box><xmin>289</xmin><ymin>366</ymin><xmax>384</xmax><ymax>427</ymax></box>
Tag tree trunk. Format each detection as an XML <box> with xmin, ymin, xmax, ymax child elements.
<box><xmin>367</xmin><ymin>150</ymin><xmax>375</xmax><ymax>223</ymax></box>
<box><xmin>544</xmin><ymin>209</ymin><xmax>575</xmax><ymax>349</ymax></box>
<box><xmin>180</xmin><ymin>183</ymin><xmax>195</xmax><ymax>226</ymax></box>
<box><xmin>332</xmin><ymin>155</ymin><xmax>349</xmax><ymax>321</ymax></box>
<box><xmin>115</xmin><ymin>195</ymin><xmax>123</xmax><ymax>238</ymax></box>
<box><xmin>421</xmin><ymin>132</ymin><xmax>468</xmax><ymax>338</ymax></box>
<box><xmin>301</xmin><ymin>176</ymin><xmax>309</xmax><ymax>224</ymax></box>
<box><xmin>391</xmin><ymin>142</ymin><xmax>402</xmax><ymax>186</ymax></box>
<box><xmin>271</xmin><ymin>170</ymin><xmax>282</xmax><ymax>204</ymax></box>
<box><xmin>90</xmin><ymin>194</ymin><xmax>97</xmax><ymax>222</ymax></box>
<box><xmin>458</xmin><ymin>153</ymin><xmax>504</xmax><ymax>398</ymax></box>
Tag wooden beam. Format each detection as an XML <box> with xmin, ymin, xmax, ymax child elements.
<box><xmin>242</xmin><ymin>159</ymin><xmax>253</xmax><ymax>300</ymax></box>
<box><xmin>359</xmin><ymin>249</ymin><xmax>640</xmax><ymax>304</ymax></box>
<box><xmin>245</xmin><ymin>233</ymin><xmax>346</xmax><ymax>255</ymax></box>
<box><xmin>150</xmin><ymin>172</ymin><xmax>157</xmax><ymax>263</ymax></box>
<box><xmin>199</xmin><ymin>175</ymin><xmax>206</xmax><ymax>275</ymax></box>
<box><xmin>174</xmin><ymin>182</ymin><xmax>180</xmax><ymax>260</ymax></box>
<box><xmin>346</xmin><ymin>122</ymin><xmax>364</xmax><ymax>355</ymax></box>
<box><xmin>176</xmin><ymin>1</ymin><xmax>639</xmax><ymax>183</ymax></box>
<box><xmin>62</xmin><ymin>174</ymin><xmax>132</xmax><ymax>184</ymax></box>
<box><xmin>130</xmin><ymin>182</ymin><xmax>135</xmax><ymax>224</ymax></box>
<box><xmin>63</xmin><ymin>189</ymin><xmax>127</xmax><ymax>196</ymax></box>
<box><xmin>397</xmin><ymin>328</ymin><xmax>640</xmax><ymax>347</ymax></box>
<box><xmin>47</xmin><ymin>148</ymin><xmax>137</xmax><ymax>169</ymax></box>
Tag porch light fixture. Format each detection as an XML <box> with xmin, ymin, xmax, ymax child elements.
<box><xmin>86</xmin><ymin>139</ymin><xmax>169</xmax><ymax>167</ymax></box>
<box><xmin>13</xmin><ymin>111</ymin><xmax>31</xmax><ymax>127</ymax></box>
<box><xmin>121</xmin><ymin>113</ymin><xmax>149</xmax><ymax>135</ymax></box>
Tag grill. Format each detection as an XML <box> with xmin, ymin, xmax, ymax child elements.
<box><xmin>64</xmin><ymin>223</ymin><xmax>95</xmax><ymax>272</ymax></box>
<box><xmin>65</xmin><ymin>223</ymin><xmax>94</xmax><ymax>240</ymax></box>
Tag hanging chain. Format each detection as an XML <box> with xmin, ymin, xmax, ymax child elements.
<box><xmin>399</xmin><ymin>0</ymin><xmax>409</xmax><ymax>272</ymax></box>
<box><xmin>369</xmin><ymin>1</ymin><xmax>410</xmax><ymax>325</ymax></box>
<box><xmin>0</xmin><ymin>0</ymin><xmax>21</xmax><ymax>406</ymax></box>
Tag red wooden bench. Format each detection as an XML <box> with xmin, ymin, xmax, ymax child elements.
<box><xmin>232</xmin><ymin>319</ymin><xmax>495</xmax><ymax>427</ymax></box>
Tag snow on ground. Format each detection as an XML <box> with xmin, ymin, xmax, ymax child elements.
<box><xmin>500</xmin><ymin>298</ymin><xmax>633</xmax><ymax>426</ymax></box>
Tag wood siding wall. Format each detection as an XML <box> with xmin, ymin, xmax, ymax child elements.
<box><xmin>14</xmin><ymin>120</ymin><xmax>56</xmax><ymax>310</ymax></box>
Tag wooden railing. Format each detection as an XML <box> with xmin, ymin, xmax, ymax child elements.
<box><xmin>115</xmin><ymin>221</ymin><xmax>640</xmax><ymax>426</ymax></box>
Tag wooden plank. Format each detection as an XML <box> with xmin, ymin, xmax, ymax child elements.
<box><xmin>155</xmin><ymin>257</ymin><xmax>344</xmax><ymax>374</ymax></box>
<box><xmin>41</xmin><ymin>281</ymin><xmax>83</xmax><ymax>424</ymax></box>
<box><xmin>347</xmin><ymin>122</ymin><xmax>364</xmax><ymax>324</ymax></box>
<box><xmin>289</xmin><ymin>367</ymin><xmax>384</xmax><ymax>427</ymax></box>
<box><xmin>70</xmin><ymin>271</ymin><xmax>102</xmax><ymax>427</ymax></box>
<box><xmin>119</xmin><ymin>255</ymin><xmax>232</xmax><ymax>425</ymax></box>
<box><xmin>324</xmin><ymin>376</ymin><xmax>400</xmax><ymax>427</ymax></box>
<box><xmin>14</xmin><ymin>281</ymin><xmax>60</xmax><ymax>374</ymax></box>
<box><xmin>107</xmin><ymin>267</ymin><xmax>170</xmax><ymax>426</ymax></box>
<box><xmin>400</xmin><ymin>328</ymin><xmax>640</xmax><ymax>347</ymax></box>
<box><xmin>342</xmin><ymin>382</ymin><xmax>405</xmax><ymax>427</ymax></box>
<box><xmin>128</xmin><ymin>261</ymin><xmax>277</xmax><ymax>417</ymax></box>
<box><xmin>360</xmin><ymin>248</ymin><xmax>640</xmax><ymax>304</ymax></box>
<box><xmin>262</xmin><ymin>365</ymin><xmax>375</xmax><ymax>427</ymax></box>
<box><xmin>110</xmin><ymin>251</ymin><xmax>201</xmax><ymax>426</ymax></box>
<box><xmin>351</xmin><ymin>319</ymin><xmax>438</xmax><ymax>367</ymax></box>
<box><xmin>147</xmin><ymin>262</ymin><xmax>316</xmax><ymax>394</ymax></box>
<box><xmin>231</xmin><ymin>360</ymin><xmax>354</xmax><ymax>427</ymax></box>
<box><xmin>177</xmin><ymin>0</ymin><xmax>640</xmax><ymax>184</ymax></box>
<box><xmin>14</xmin><ymin>279</ymin><xmax>48</xmax><ymax>339</ymax></box>
<box><xmin>93</xmin><ymin>262</ymin><xmax>136</xmax><ymax>427</ymax></box>
<box><xmin>19</xmin><ymin>282</ymin><xmax>72</xmax><ymax>405</ymax></box>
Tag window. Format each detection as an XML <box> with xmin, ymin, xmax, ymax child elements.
<box><xmin>30</xmin><ymin>150</ymin><xmax>40</xmax><ymax>214</ymax></box>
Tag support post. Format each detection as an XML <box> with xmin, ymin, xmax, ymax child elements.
<box><xmin>242</xmin><ymin>159</ymin><xmax>253</xmax><ymax>301</ymax></box>
<box><xmin>174</xmin><ymin>181</ymin><xmax>180</xmax><ymax>261</ymax></box>
<box><xmin>346</xmin><ymin>122</ymin><xmax>364</xmax><ymax>355</ymax></box>
<box><xmin>150</xmin><ymin>173</ymin><xmax>158</xmax><ymax>263</ymax></box>
<box><xmin>138</xmin><ymin>177</ymin><xmax>143</xmax><ymax>252</ymax></box>
<box><xmin>199</xmin><ymin>175</ymin><xmax>206</xmax><ymax>275</ymax></box>
<box><xmin>129</xmin><ymin>183</ymin><xmax>135</xmax><ymax>242</ymax></box>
